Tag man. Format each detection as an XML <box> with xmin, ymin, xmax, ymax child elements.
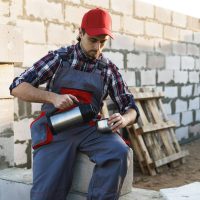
<box><xmin>10</xmin><ymin>7</ymin><xmax>139</xmax><ymax>200</ymax></box>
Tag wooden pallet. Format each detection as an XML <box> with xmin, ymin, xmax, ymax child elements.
<box><xmin>101</xmin><ymin>87</ymin><xmax>189</xmax><ymax>176</ymax></box>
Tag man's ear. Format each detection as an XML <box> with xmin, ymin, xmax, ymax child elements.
<box><xmin>79</xmin><ymin>28</ymin><xmax>83</xmax><ymax>38</ymax></box>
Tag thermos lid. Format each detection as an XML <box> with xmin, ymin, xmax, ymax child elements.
<box><xmin>79</xmin><ymin>104</ymin><xmax>96</xmax><ymax>122</ymax></box>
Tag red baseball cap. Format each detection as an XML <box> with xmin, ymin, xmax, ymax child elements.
<box><xmin>81</xmin><ymin>8</ymin><xmax>114</xmax><ymax>38</ymax></box>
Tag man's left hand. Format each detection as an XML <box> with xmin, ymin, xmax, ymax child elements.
<box><xmin>108</xmin><ymin>113</ymin><xmax>127</xmax><ymax>132</ymax></box>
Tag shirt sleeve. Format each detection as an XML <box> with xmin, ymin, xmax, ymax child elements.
<box><xmin>108</xmin><ymin>63</ymin><xmax>140</xmax><ymax>121</ymax></box>
<box><xmin>9</xmin><ymin>51</ymin><xmax>60</xmax><ymax>93</ymax></box>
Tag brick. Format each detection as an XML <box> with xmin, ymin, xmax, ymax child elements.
<box><xmin>0</xmin><ymin>136</ymin><xmax>14</xmax><ymax>166</ymax></box>
<box><xmin>174</xmin><ymin>70</ymin><xmax>188</xmax><ymax>84</ymax></box>
<box><xmin>180</xmin><ymin>30</ymin><xmax>193</xmax><ymax>43</ymax></box>
<box><xmin>175</xmin><ymin>99</ymin><xmax>188</xmax><ymax>113</ymax></box>
<box><xmin>172</xmin><ymin>42</ymin><xmax>186</xmax><ymax>55</ymax></box>
<box><xmin>111</xmin><ymin>33</ymin><xmax>134</xmax><ymax>51</ymax></box>
<box><xmin>31</xmin><ymin>103</ymin><xmax>42</xmax><ymax>114</ymax></box>
<box><xmin>17</xmin><ymin>20</ymin><xmax>45</xmax><ymax>44</ymax></box>
<box><xmin>26</xmin><ymin>0</ymin><xmax>63</xmax><ymax>21</ymax></box>
<box><xmin>10</xmin><ymin>0</ymin><xmax>23</xmax><ymax>20</ymax></box>
<box><xmin>172</xmin><ymin>12</ymin><xmax>187</xmax><ymax>28</ymax></box>
<box><xmin>135</xmin><ymin>0</ymin><xmax>154</xmax><ymax>19</ymax></box>
<box><xmin>175</xmin><ymin>127</ymin><xmax>189</xmax><ymax>141</ymax></box>
<box><xmin>0</xmin><ymin>16</ymin><xmax>10</xmax><ymax>24</ymax></box>
<box><xmin>0</xmin><ymin>1</ymin><xmax>9</xmax><ymax>16</ymax></box>
<box><xmin>141</xmin><ymin>70</ymin><xmax>156</xmax><ymax>86</ymax></box>
<box><xmin>195</xmin><ymin>58</ymin><xmax>200</xmax><ymax>70</ymax></box>
<box><xmin>163</xmin><ymin>102</ymin><xmax>172</xmax><ymax>115</ymax></box>
<box><xmin>187</xmin><ymin>16</ymin><xmax>200</xmax><ymax>31</ymax></box>
<box><xmin>14</xmin><ymin>119</ymin><xmax>32</xmax><ymax>141</ymax></box>
<box><xmin>193</xmin><ymin>32</ymin><xmax>200</xmax><ymax>44</ymax></box>
<box><xmin>157</xmin><ymin>70</ymin><xmax>173</xmax><ymax>84</ymax></box>
<box><xmin>65</xmin><ymin>6</ymin><xmax>88</xmax><ymax>25</ymax></box>
<box><xmin>187</xmin><ymin>44</ymin><xmax>199</xmax><ymax>56</ymax></box>
<box><xmin>119</xmin><ymin>70</ymin><xmax>136</xmax><ymax>86</ymax></box>
<box><xmin>189</xmin><ymin>97</ymin><xmax>200</xmax><ymax>110</ymax></box>
<box><xmin>189</xmin><ymin>124</ymin><xmax>200</xmax><ymax>137</ymax></box>
<box><xmin>111</xmin><ymin>0</ymin><xmax>133</xmax><ymax>15</ymax></box>
<box><xmin>127</xmin><ymin>53</ymin><xmax>146</xmax><ymax>69</ymax></box>
<box><xmin>164</xmin><ymin>86</ymin><xmax>178</xmax><ymax>98</ymax></box>
<box><xmin>181</xmin><ymin>85</ymin><xmax>193</xmax><ymax>97</ymax></box>
<box><xmin>135</xmin><ymin>37</ymin><xmax>154</xmax><ymax>52</ymax></box>
<box><xmin>145</xmin><ymin>22</ymin><xmax>163</xmax><ymax>38</ymax></box>
<box><xmin>154</xmin><ymin>39</ymin><xmax>172</xmax><ymax>54</ymax></box>
<box><xmin>103</xmin><ymin>52</ymin><xmax>124</xmax><ymax>69</ymax></box>
<box><xmin>47</xmin><ymin>23</ymin><xmax>75</xmax><ymax>45</ymax></box>
<box><xmin>84</xmin><ymin>0</ymin><xmax>109</xmax><ymax>9</ymax></box>
<box><xmin>111</xmin><ymin>14</ymin><xmax>121</xmax><ymax>32</ymax></box>
<box><xmin>67</xmin><ymin>0</ymin><xmax>80</xmax><ymax>3</ymax></box>
<box><xmin>14</xmin><ymin>142</ymin><xmax>28</xmax><ymax>166</ymax></box>
<box><xmin>166</xmin><ymin>56</ymin><xmax>180</xmax><ymax>70</ymax></box>
<box><xmin>147</xmin><ymin>55</ymin><xmax>165</xmax><ymax>69</ymax></box>
<box><xmin>168</xmin><ymin>113</ymin><xmax>180</xmax><ymax>127</ymax></box>
<box><xmin>181</xmin><ymin>111</ymin><xmax>193</xmax><ymax>125</ymax></box>
<box><xmin>155</xmin><ymin>7</ymin><xmax>171</xmax><ymax>24</ymax></box>
<box><xmin>0</xmin><ymin>25</ymin><xmax>23</xmax><ymax>63</ymax></box>
<box><xmin>189</xmin><ymin>71</ymin><xmax>199</xmax><ymax>83</ymax></box>
<box><xmin>0</xmin><ymin>64</ymin><xmax>14</xmax><ymax>98</ymax></box>
<box><xmin>164</xmin><ymin>26</ymin><xmax>179</xmax><ymax>41</ymax></box>
<box><xmin>181</xmin><ymin>56</ymin><xmax>195</xmax><ymax>70</ymax></box>
<box><xmin>195</xmin><ymin>110</ymin><xmax>200</xmax><ymax>121</ymax></box>
<box><xmin>124</xmin><ymin>17</ymin><xmax>144</xmax><ymax>35</ymax></box>
<box><xmin>193</xmin><ymin>84</ymin><xmax>200</xmax><ymax>96</ymax></box>
<box><xmin>23</xmin><ymin>44</ymin><xmax>50</xmax><ymax>67</ymax></box>
<box><xmin>0</xmin><ymin>99</ymin><xmax>14</xmax><ymax>131</ymax></box>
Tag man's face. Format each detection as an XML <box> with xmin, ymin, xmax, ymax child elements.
<box><xmin>80</xmin><ymin>31</ymin><xmax>109</xmax><ymax>59</ymax></box>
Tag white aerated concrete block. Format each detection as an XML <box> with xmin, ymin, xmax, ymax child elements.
<box><xmin>181</xmin><ymin>85</ymin><xmax>193</xmax><ymax>97</ymax></box>
<box><xmin>175</xmin><ymin>126</ymin><xmax>189</xmax><ymax>141</ymax></box>
<box><xmin>181</xmin><ymin>111</ymin><xmax>193</xmax><ymax>125</ymax></box>
<box><xmin>145</xmin><ymin>22</ymin><xmax>163</xmax><ymax>38</ymax></box>
<box><xmin>0</xmin><ymin>25</ymin><xmax>23</xmax><ymax>63</ymax></box>
<box><xmin>175</xmin><ymin>99</ymin><xmax>188</xmax><ymax>113</ymax></box>
<box><xmin>166</xmin><ymin>56</ymin><xmax>180</xmax><ymax>70</ymax></box>
<box><xmin>111</xmin><ymin>34</ymin><xmax>134</xmax><ymax>51</ymax></box>
<box><xmin>84</xmin><ymin>0</ymin><xmax>109</xmax><ymax>9</ymax></box>
<box><xmin>180</xmin><ymin>30</ymin><xmax>193</xmax><ymax>43</ymax></box>
<box><xmin>189</xmin><ymin>97</ymin><xmax>200</xmax><ymax>110</ymax></box>
<box><xmin>111</xmin><ymin>0</ymin><xmax>133</xmax><ymax>15</ymax></box>
<box><xmin>124</xmin><ymin>17</ymin><xmax>144</xmax><ymax>35</ymax></box>
<box><xmin>181</xmin><ymin>56</ymin><xmax>195</xmax><ymax>70</ymax></box>
<box><xmin>172</xmin><ymin>42</ymin><xmax>186</xmax><ymax>55</ymax></box>
<box><xmin>164</xmin><ymin>26</ymin><xmax>179</xmax><ymax>41</ymax></box>
<box><xmin>174</xmin><ymin>71</ymin><xmax>188</xmax><ymax>84</ymax></box>
<box><xmin>26</xmin><ymin>0</ymin><xmax>63</xmax><ymax>21</ymax></box>
<box><xmin>189</xmin><ymin>71</ymin><xmax>199</xmax><ymax>83</ymax></box>
<box><xmin>135</xmin><ymin>0</ymin><xmax>154</xmax><ymax>19</ymax></box>
<box><xmin>103</xmin><ymin>52</ymin><xmax>124</xmax><ymax>69</ymax></box>
<box><xmin>155</xmin><ymin>7</ymin><xmax>171</xmax><ymax>24</ymax></box>
<box><xmin>164</xmin><ymin>86</ymin><xmax>178</xmax><ymax>98</ymax></box>
<box><xmin>127</xmin><ymin>53</ymin><xmax>146</xmax><ymax>69</ymax></box>
<box><xmin>141</xmin><ymin>70</ymin><xmax>156</xmax><ymax>86</ymax></box>
<box><xmin>172</xmin><ymin>12</ymin><xmax>187</xmax><ymax>28</ymax></box>
<box><xmin>157</xmin><ymin>70</ymin><xmax>173</xmax><ymax>84</ymax></box>
<box><xmin>160</xmin><ymin>182</ymin><xmax>200</xmax><ymax>200</ymax></box>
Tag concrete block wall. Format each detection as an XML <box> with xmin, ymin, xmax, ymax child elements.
<box><xmin>0</xmin><ymin>0</ymin><xmax>200</xmax><ymax>168</ymax></box>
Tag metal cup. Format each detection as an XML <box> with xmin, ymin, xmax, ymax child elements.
<box><xmin>97</xmin><ymin>118</ymin><xmax>112</xmax><ymax>133</ymax></box>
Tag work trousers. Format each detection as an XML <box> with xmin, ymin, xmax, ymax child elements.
<box><xmin>31</xmin><ymin>125</ymin><xmax>131</xmax><ymax>200</ymax></box>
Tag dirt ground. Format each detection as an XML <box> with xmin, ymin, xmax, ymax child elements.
<box><xmin>133</xmin><ymin>138</ymin><xmax>200</xmax><ymax>191</ymax></box>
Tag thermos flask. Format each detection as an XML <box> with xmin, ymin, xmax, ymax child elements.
<box><xmin>46</xmin><ymin>102</ymin><xmax>96</xmax><ymax>135</ymax></box>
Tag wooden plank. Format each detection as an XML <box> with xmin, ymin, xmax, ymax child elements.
<box><xmin>157</xmin><ymin>99</ymin><xmax>181</xmax><ymax>152</ymax></box>
<box><xmin>137</xmin><ymin>121</ymin><xmax>176</xmax><ymax>134</ymax></box>
<box><xmin>155</xmin><ymin>150</ymin><xmax>189</xmax><ymax>167</ymax></box>
<box><xmin>101</xmin><ymin>101</ymin><xmax>109</xmax><ymax>118</ymax></box>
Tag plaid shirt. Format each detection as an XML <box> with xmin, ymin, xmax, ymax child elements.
<box><xmin>10</xmin><ymin>43</ymin><xmax>139</xmax><ymax>116</ymax></box>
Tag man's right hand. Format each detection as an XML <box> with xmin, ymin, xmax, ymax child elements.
<box><xmin>52</xmin><ymin>94</ymin><xmax>79</xmax><ymax>110</ymax></box>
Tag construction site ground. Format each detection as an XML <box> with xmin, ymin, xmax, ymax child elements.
<box><xmin>133</xmin><ymin>138</ymin><xmax>200</xmax><ymax>191</ymax></box>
